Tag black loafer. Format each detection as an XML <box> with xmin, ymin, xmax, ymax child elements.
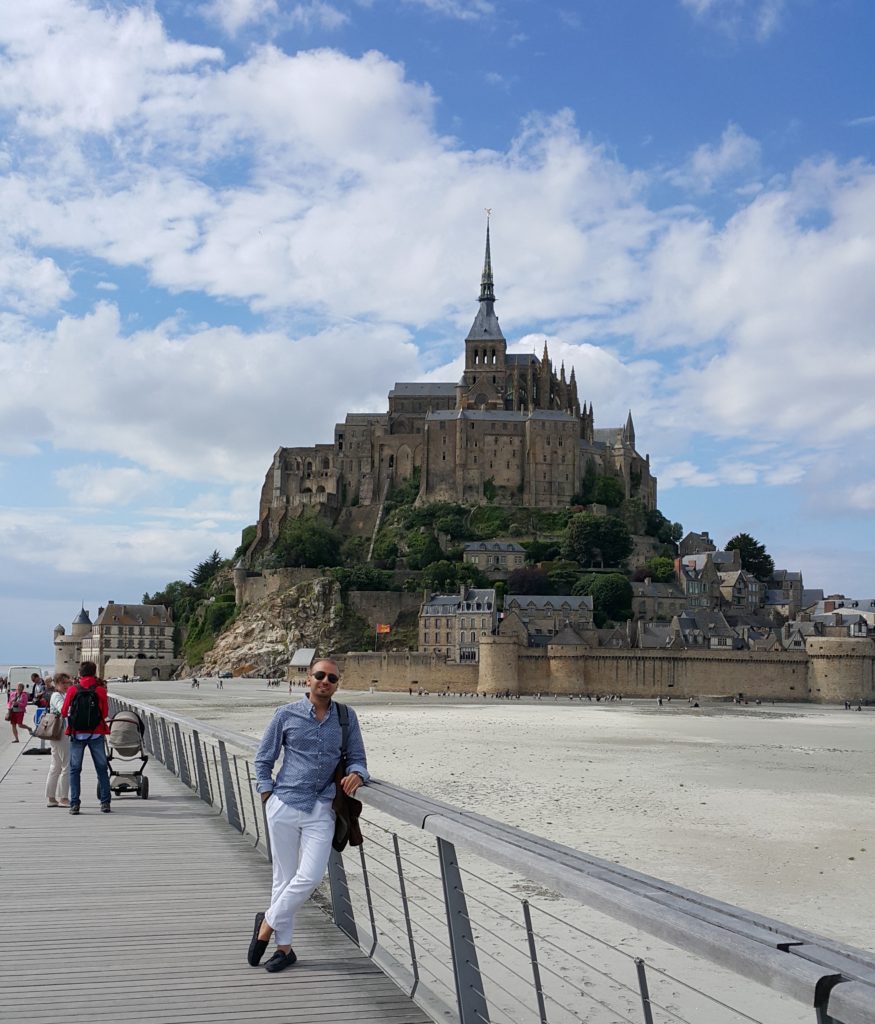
<box><xmin>248</xmin><ymin>912</ymin><xmax>268</xmax><ymax>966</ymax></box>
<box><xmin>264</xmin><ymin>948</ymin><xmax>297</xmax><ymax>973</ymax></box>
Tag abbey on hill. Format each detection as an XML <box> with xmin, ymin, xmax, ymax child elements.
<box><xmin>250</xmin><ymin>223</ymin><xmax>656</xmax><ymax>556</ymax></box>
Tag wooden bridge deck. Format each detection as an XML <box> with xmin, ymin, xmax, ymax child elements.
<box><xmin>0</xmin><ymin>737</ymin><xmax>430</xmax><ymax>1024</ymax></box>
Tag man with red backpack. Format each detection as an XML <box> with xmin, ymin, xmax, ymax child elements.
<box><xmin>60</xmin><ymin>661</ymin><xmax>112</xmax><ymax>816</ymax></box>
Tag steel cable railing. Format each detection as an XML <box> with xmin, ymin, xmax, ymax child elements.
<box><xmin>108</xmin><ymin>694</ymin><xmax>875</xmax><ymax>1024</ymax></box>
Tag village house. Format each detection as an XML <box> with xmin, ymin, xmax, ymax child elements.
<box><xmin>418</xmin><ymin>587</ymin><xmax>498</xmax><ymax>662</ymax></box>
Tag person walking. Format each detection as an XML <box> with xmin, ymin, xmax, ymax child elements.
<box><xmin>61</xmin><ymin>661</ymin><xmax>112</xmax><ymax>815</ymax></box>
<box><xmin>46</xmin><ymin>673</ymin><xmax>72</xmax><ymax>807</ymax></box>
<box><xmin>6</xmin><ymin>684</ymin><xmax>31</xmax><ymax>742</ymax></box>
<box><xmin>249</xmin><ymin>658</ymin><xmax>368</xmax><ymax>973</ymax></box>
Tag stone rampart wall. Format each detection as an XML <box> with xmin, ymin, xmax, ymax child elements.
<box><xmin>339</xmin><ymin>652</ymin><xmax>478</xmax><ymax>692</ymax></box>
<box><xmin>345</xmin><ymin>643</ymin><xmax>874</xmax><ymax>703</ymax></box>
<box><xmin>513</xmin><ymin>649</ymin><xmax>810</xmax><ymax>699</ymax></box>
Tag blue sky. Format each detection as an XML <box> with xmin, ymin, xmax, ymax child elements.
<box><xmin>2</xmin><ymin>0</ymin><xmax>875</xmax><ymax>662</ymax></box>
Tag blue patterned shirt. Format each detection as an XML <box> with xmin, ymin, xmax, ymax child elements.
<box><xmin>254</xmin><ymin>698</ymin><xmax>369</xmax><ymax>812</ymax></box>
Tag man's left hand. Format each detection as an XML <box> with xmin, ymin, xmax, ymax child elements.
<box><xmin>340</xmin><ymin>773</ymin><xmax>362</xmax><ymax>796</ymax></box>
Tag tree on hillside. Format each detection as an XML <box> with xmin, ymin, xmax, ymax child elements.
<box><xmin>571</xmin><ymin>572</ymin><xmax>633</xmax><ymax>626</ymax></box>
<box><xmin>635</xmin><ymin>556</ymin><xmax>675</xmax><ymax>583</ymax></box>
<box><xmin>271</xmin><ymin>515</ymin><xmax>342</xmax><ymax>568</ymax></box>
<box><xmin>507</xmin><ymin>568</ymin><xmax>554</xmax><ymax>595</ymax></box>
<box><xmin>646</xmin><ymin>509</ymin><xmax>683</xmax><ymax>548</ymax></box>
<box><xmin>563</xmin><ymin>512</ymin><xmax>632</xmax><ymax>568</ymax></box>
<box><xmin>593</xmin><ymin>475</ymin><xmax>625</xmax><ymax>508</ymax></box>
<box><xmin>726</xmin><ymin>533</ymin><xmax>775</xmax><ymax>581</ymax></box>
<box><xmin>190</xmin><ymin>549</ymin><xmax>224</xmax><ymax>587</ymax></box>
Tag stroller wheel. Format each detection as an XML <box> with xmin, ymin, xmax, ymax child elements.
<box><xmin>139</xmin><ymin>776</ymin><xmax>150</xmax><ymax>800</ymax></box>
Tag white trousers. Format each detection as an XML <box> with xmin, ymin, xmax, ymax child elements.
<box><xmin>46</xmin><ymin>734</ymin><xmax>70</xmax><ymax>801</ymax></box>
<box><xmin>265</xmin><ymin>796</ymin><xmax>335</xmax><ymax>947</ymax></box>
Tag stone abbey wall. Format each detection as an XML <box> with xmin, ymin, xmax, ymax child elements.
<box><xmin>336</xmin><ymin>637</ymin><xmax>875</xmax><ymax>703</ymax></box>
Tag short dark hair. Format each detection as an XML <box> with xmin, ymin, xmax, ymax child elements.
<box><xmin>80</xmin><ymin>661</ymin><xmax>97</xmax><ymax>676</ymax></box>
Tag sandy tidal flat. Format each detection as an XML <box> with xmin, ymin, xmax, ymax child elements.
<box><xmin>113</xmin><ymin>680</ymin><xmax>875</xmax><ymax>953</ymax></box>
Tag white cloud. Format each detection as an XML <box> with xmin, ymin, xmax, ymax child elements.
<box><xmin>846</xmin><ymin>115</ymin><xmax>875</xmax><ymax>128</ymax></box>
<box><xmin>0</xmin><ymin>506</ymin><xmax>238</xmax><ymax>578</ymax></box>
<box><xmin>655</xmin><ymin>461</ymin><xmax>719</xmax><ymax>489</ymax></box>
<box><xmin>0</xmin><ymin>2</ymin><xmax>222</xmax><ymax>136</ymax></box>
<box><xmin>669</xmin><ymin>123</ymin><xmax>761</xmax><ymax>193</ymax></box>
<box><xmin>0</xmin><ymin>242</ymin><xmax>71</xmax><ymax>313</ymax></box>
<box><xmin>680</xmin><ymin>0</ymin><xmax>788</xmax><ymax>41</ymax></box>
<box><xmin>402</xmin><ymin>0</ymin><xmax>495</xmax><ymax>20</ymax></box>
<box><xmin>201</xmin><ymin>0</ymin><xmax>279</xmax><ymax>35</ymax></box>
<box><xmin>0</xmin><ymin>303</ymin><xmax>417</xmax><ymax>481</ymax></box>
<box><xmin>54</xmin><ymin>465</ymin><xmax>161</xmax><ymax>507</ymax></box>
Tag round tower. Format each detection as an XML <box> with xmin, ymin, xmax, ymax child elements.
<box><xmin>478</xmin><ymin>634</ymin><xmax>520</xmax><ymax>695</ymax></box>
<box><xmin>233</xmin><ymin>561</ymin><xmax>248</xmax><ymax>607</ymax></box>
<box><xmin>805</xmin><ymin>637</ymin><xmax>875</xmax><ymax>704</ymax></box>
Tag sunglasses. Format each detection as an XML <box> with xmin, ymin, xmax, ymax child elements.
<box><xmin>312</xmin><ymin>671</ymin><xmax>339</xmax><ymax>684</ymax></box>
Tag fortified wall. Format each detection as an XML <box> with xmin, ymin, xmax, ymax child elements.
<box><xmin>337</xmin><ymin>636</ymin><xmax>875</xmax><ymax>703</ymax></box>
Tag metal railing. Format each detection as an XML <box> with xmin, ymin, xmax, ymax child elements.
<box><xmin>108</xmin><ymin>694</ymin><xmax>875</xmax><ymax>1024</ymax></box>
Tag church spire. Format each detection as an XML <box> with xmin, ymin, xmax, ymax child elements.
<box><xmin>624</xmin><ymin>410</ymin><xmax>635</xmax><ymax>445</ymax></box>
<box><xmin>465</xmin><ymin>210</ymin><xmax>505</xmax><ymax>344</ymax></box>
<box><xmin>479</xmin><ymin>211</ymin><xmax>495</xmax><ymax>303</ymax></box>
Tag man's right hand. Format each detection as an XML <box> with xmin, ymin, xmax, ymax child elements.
<box><xmin>261</xmin><ymin>792</ymin><xmax>271</xmax><ymax>805</ymax></box>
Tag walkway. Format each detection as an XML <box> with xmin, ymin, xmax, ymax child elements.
<box><xmin>0</xmin><ymin>737</ymin><xmax>430</xmax><ymax>1024</ymax></box>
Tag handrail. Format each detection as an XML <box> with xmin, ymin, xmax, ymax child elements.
<box><xmin>109</xmin><ymin>692</ymin><xmax>875</xmax><ymax>1024</ymax></box>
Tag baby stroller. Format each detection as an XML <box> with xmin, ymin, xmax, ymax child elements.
<box><xmin>105</xmin><ymin>710</ymin><xmax>150</xmax><ymax>799</ymax></box>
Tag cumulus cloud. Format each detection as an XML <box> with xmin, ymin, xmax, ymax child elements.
<box><xmin>201</xmin><ymin>0</ymin><xmax>279</xmax><ymax>35</ymax></box>
<box><xmin>0</xmin><ymin>303</ymin><xmax>417</xmax><ymax>481</ymax></box>
<box><xmin>668</xmin><ymin>123</ymin><xmax>761</xmax><ymax>193</ymax></box>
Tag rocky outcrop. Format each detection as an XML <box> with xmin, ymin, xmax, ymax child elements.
<box><xmin>186</xmin><ymin>576</ymin><xmax>352</xmax><ymax>678</ymax></box>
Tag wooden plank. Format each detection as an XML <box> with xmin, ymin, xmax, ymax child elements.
<box><xmin>0</xmin><ymin>742</ymin><xmax>430</xmax><ymax>1024</ymax></box>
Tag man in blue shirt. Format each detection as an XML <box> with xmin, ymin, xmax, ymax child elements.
<box><xmin>248</xmin><ymin>658</ymin><xmax>368</xmax><ymax>973</ymax></box>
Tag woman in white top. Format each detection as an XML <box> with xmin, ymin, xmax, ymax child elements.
<box><xmin>46</xmin><ymin>673</ymin><xmax>71</xmax><ymax>807</ymax></box>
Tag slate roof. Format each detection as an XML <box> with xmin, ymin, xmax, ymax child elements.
<box><xmin>464</xmin><ymin>541</ymin><xmax>525</xmax><ymax>553</ymax></box>
<box><xmin>422</xmin><ymin>589</ymin><xmax>496</xmax><ymax>614</ymax></box>
<box><xmin>505</xmin><ymin>594</ymin><xmax>594</xmax><ymax>612</ymax></box>
<box><xmin>389</xmin><ymin>383</ymin><xmax>457</xmax><ymax>398</ymax></box>
<box><xmin>94</xmin><ymin>603</ymin><xmax>173</xmax><ymax>626</ymax></box>
<box><xmin>73</xmin><ymin>607</ymin><xmax>92</xmax><ymax>626</ymax></box>
<box><xmin>426</xmin><ymin>409</ymin><xmax>576</xmax><ymax>423</ymax></box>
<box><xmin>684</xmin><ymin>551</ymin><xmax>741</xmax><ymax>571</ymax></box>
<box><xmin>290</xmin><ymin>648</ymin><xmax>317</xmax><ymax>668</ymax></box>
<box><xmin>636</xmin><ymin>622</ymin><xmax>674</xmax><ymax>649</ymax></box>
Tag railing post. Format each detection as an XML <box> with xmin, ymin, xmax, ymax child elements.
<box><xmin>218</xmin><ymin>741</ymin><xmax>242</xmax><ymax>831</ymax></box>
<box><xmin>393</xmin><ymin>833</ymin><xmax>420</xmax><ymax>998</ymax></box>
<box><xmin>635</xmin><ymin>958</ymin><xmax>655</xmax><ymax>1024</ymax></box>
<box><xmin>327</xmin><ymin>848</ymin><xmax>358</xmax><ymax>944</ymax></box>
<box><xmin>245</xmin><ymin>762</ymin><xmax>260</xmax><ymax>849</ymax></box>
<box><xmin>160</xmin><ymin>719</ymin><xmax>176</xmax><ymax>774</ymax></box>
<box><xmin>437</xmin><ymin>837</ymin><xmax>490</xmax><ymax>1024</ymax></box>
<box><xmin>211</xmin><ymin>747</ymin><xmax>224</xmax><ymax>814</ymax></box>
<box><xmin>359</xmin><ymin>845</ymin><xmax>379</xmax><ymax>957</ymax></box>
<box><xmin>173</xmin><ymin>723</ymin><xmax>191</xmax><ymax>788</ymax></box>
<box><xmin>191</xmin><ymin>729</ymin><xmax>211</xmax><ymax>802</ymax></box>
<box><xmin>232</xmin><ymin>755</ymin><xmax>247</xmax><ymax>833</ymax></box>
<box><xmin>522</xmin><ymin>900</ymin><xmax>548</xmax><ymax>1024</ymax></box>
